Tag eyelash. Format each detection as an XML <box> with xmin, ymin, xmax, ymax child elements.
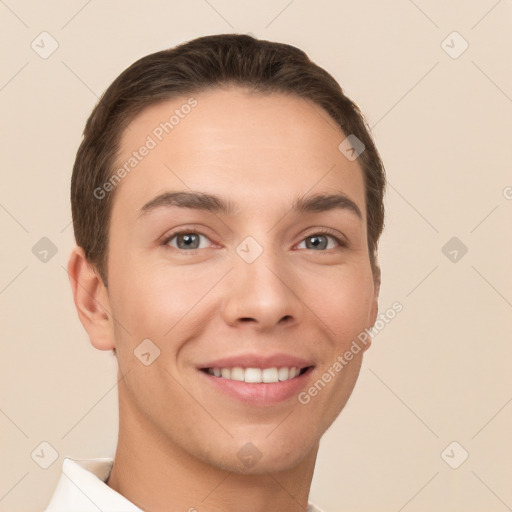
<box><xmin>161</xmin><ymin>227</ymin><xmax>347</xmax><ymax>253</ymax></box>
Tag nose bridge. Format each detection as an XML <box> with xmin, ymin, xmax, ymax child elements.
<box><xmin>221</xmin><ymin>231</ymin><xmax>300</xmax><ymax>328</ymax></box>
<box><xmin>235</xmin><ymin>232</ymin><xmax>287</xmax><ymax>295</ymax></box>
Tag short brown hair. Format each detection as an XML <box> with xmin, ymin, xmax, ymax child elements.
<box><xmin>71</xmin><ymin>33</ymin><xmax>386</xmax><ymax>286</ymax></box>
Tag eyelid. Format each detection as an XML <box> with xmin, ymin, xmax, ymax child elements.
<box><xmin>300</xmin><ymin>227</ymin><xmax>348</xmax><ymax>248</ymax></box>
<box><xmin>161</xmin><ymin>225</ymin><xmax>348</xmax><ymax>251</ymax></box>
<box><xmin>161</xmin><ymin>225</ymin><xmax>215</xmax><ymax>249</ymax></box>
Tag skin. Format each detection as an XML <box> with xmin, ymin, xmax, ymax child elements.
<box><xmin>68</xmin><ymin>86</ymin><xmax>380</xmax><ymax>512</ymax></box>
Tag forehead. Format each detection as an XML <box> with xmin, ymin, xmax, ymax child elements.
<box><xmin>111</xmin><ymin>87</ymin><xmax>366</xmax><ymax>221</ymax></box>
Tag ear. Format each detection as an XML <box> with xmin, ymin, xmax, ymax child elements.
<box><xmin>364</xmin><ymin>264</ymin><xmax>381</xmax><ymax>352</ymax></box>
<box><xmin>67</xmin><ymin>246</ymin><xmax>115</xmax><ymax>351</ymax></box>
<box><xmin>370</xmin><ymin>264</ymin><xmax>381</xmax><ymax>324</ymax></box>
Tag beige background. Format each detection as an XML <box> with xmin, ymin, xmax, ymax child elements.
<box><xmin>1</xmin><ymin>1</ymin><xmax>511</xmax><ymax>511</ymax></box>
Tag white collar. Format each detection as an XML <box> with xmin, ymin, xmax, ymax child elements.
<box><xmin>44</xmin><ymin>457</ymin><xmax>324</xmax><ymax>511</ymax></box>
<box><xmin>44</xmin><ymin>457</ymin><xmax>142</xmax><ymax>511</ymax></box>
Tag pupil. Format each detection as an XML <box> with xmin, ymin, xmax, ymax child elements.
<box><xmin>181</xmin><ymin>234</ymin><xmax>198</xmax><ymax>249</ymax></box>
<box><xmin>308</xmin><ymin>235</ymin><xmax>326</xmax><ymax>250</ymax></box>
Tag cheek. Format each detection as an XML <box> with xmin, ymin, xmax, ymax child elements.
<box><xmin>304</xmin><ymin>264</ymin><xmax>375</xmax><ymax>344</ymax></box>
<box><xmin>108</xmin><ymin>255</ymin><xmax>218</xmax><ymax>339</ymax></box>
<box><xmin>108</xmin><ymin>239</ymin><xmax>375</xmax><ymax>348</ymax></box>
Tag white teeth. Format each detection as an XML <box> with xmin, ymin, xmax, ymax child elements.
<box><xmin>231</xmin><ymin>367</ymin><xmax>245</xmax><ymax>381</ymax></box>
<box><xmin>278</xmin><ymin>367</ymin><xmax>289</xmax><ymax>381</ymax></box>
<box><xmin>262</xmin><ymin>367</ymin><xmax>278</xmax><ymax>383</ymax></box>
<box><xmin>245</xmin><ymin>368</ymin><xmax>262</xmax><ymax>383</ymax></box>
<box><xmin>206</xmin><ymin>366</ymin><xmax>304</xmax><ymax>383</ymax></box>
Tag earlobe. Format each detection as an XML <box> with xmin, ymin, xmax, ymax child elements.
<box><xmin>67</xmin><ymin>246</ymin><xmax>115</xmax><ymax>351</ymax></box>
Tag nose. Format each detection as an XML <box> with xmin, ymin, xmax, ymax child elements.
<box><xmin>220</xmin><ymin>242</ymin><xmax>303</xmax><ymax>333</ymax></box>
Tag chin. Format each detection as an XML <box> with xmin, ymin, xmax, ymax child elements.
<box><xmin>195</xmin><ymin>428</ymin><xmax>319</xmax><ymax>475</ymax></box>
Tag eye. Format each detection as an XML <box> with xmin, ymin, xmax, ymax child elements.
<box><xmin>162</xmin><ymin>228</ymin><xmax>347</xmax><ymax>253</ymax></box>
<box><xmin>163</xmin><ymin>230</ymin><xmax>212</xmax><ymax>251</ymax></box>
<box><xmin>296</xmin><ymin>230</ymin><xmax>346</xmax><ymax>251</ymax></box>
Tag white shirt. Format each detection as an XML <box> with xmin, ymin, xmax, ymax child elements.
<box><xmin>44</xmin><ymin>457</ymin><xmax>325</xmax><ymax>512</ymax></box>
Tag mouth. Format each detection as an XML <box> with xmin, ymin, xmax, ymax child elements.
<box><xmin>197</xmin><ymin>365</ymin><xmax>315</xmax><ymax>405</ymax></box>
<box><xmin>199</xmin><ymin>365</ymin><xmax>312</xmax><ymax>383</ymax></box>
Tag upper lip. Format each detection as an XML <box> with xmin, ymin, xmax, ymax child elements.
<box><xmin>197</xmin><ymin>352</ymin><xmax>315</xmax><ymax>370</ymax></box>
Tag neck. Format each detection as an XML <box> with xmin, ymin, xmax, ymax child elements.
<box><xmin>106</xmin><ymin>377</ymin><xmax>319</xmax><ymax>512</ymax></box>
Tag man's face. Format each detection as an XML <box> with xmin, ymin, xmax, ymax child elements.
<box><xmin>103</xmin><ymin>86</ymin><xmax>378</xmax><ymax>473</ymax></box>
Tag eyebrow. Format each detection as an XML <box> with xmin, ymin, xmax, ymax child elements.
<box><xmin>138</xmin><ymin>190</ymin><xmax>362</xmax><ymax>220</ymax></box>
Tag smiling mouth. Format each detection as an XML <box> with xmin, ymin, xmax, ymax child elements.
<box><xmin>199</xmin><ymin>366</ymin><xmax>312</xmax><ymax>384</ymax></box>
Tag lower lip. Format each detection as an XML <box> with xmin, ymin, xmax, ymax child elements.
<box><xmin>198</xmin><ymin>367</ymin><xmax>314</xmax><ymax>405</ymax></box>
